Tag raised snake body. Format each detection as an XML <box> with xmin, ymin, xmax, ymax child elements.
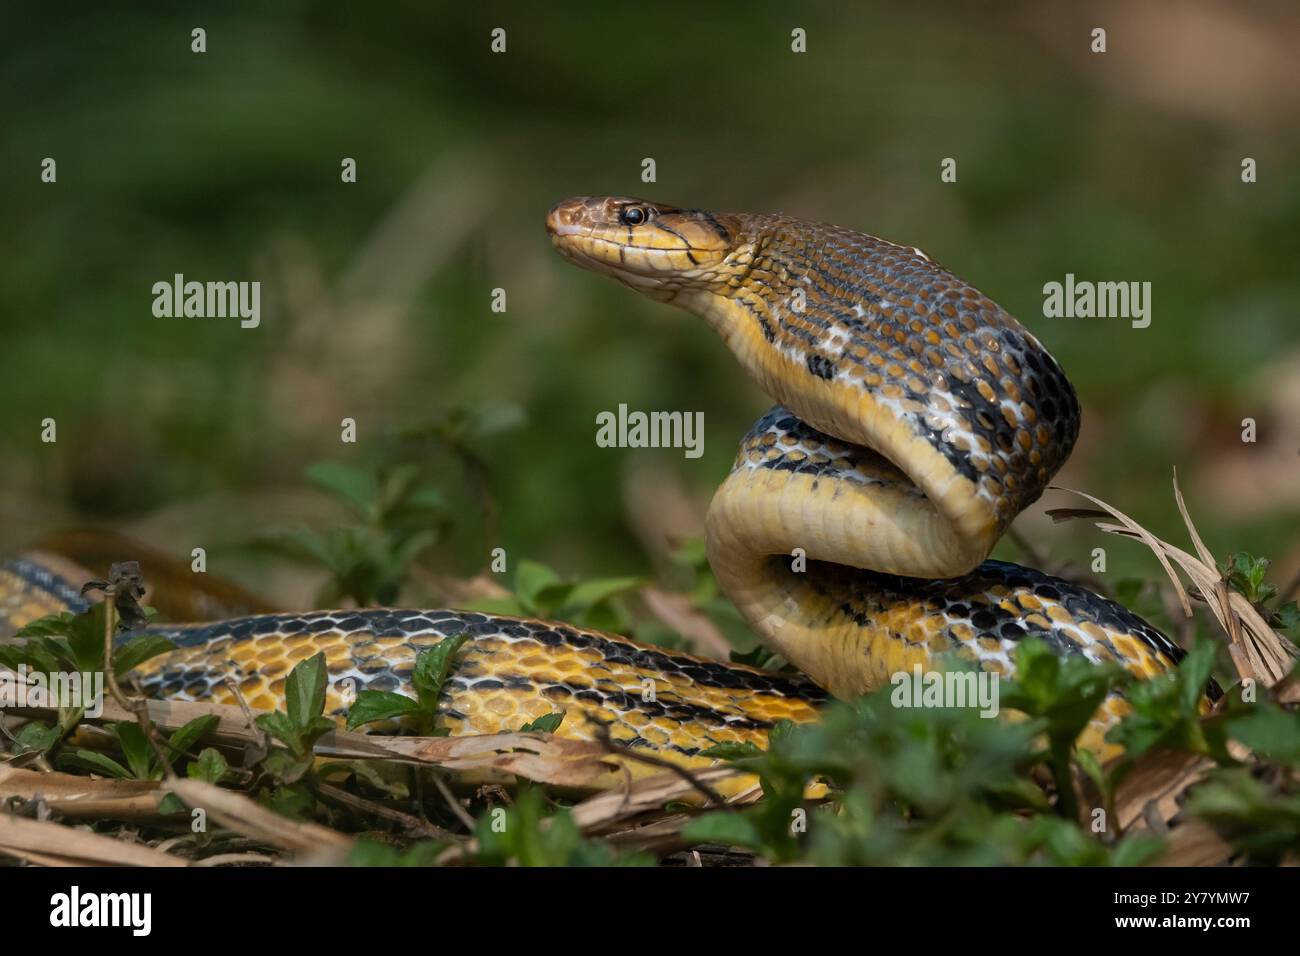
<box><xmin>0</xmin><ymin>197</ymin><xmax>1194</xmax><ymax>780</ymax></box>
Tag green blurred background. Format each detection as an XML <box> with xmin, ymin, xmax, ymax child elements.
<box><xmin>1</xmin><ymin>1</ymin><xmax>1297</xmax><ymax>618</ymax></box>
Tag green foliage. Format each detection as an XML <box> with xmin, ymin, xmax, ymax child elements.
<box><xmin>260</xmin><ymin>460</ymin><xmax>449</xmax><ymax>607</ymax></box>
<box><xmin>684</xmin><ymin>693</ymin><xmax>1088</xmax><ymax>866</ymax></box>
<box><xmin>0</xmin><ymin>603</ymin><xmax>176</xmax><ymax>755</ymax></box>
<box><xmin>254</xmin><ymin>653</ymin><xmax>336</xmax><ymax>794</ymax></box>
<box><xmin>1220</xmin><ymin>551</ymin><xmax>1299</xmax><ymax>636</ymax></box>
<box><xmin>682</xmin><ymin>630</ymin><xmax>1300</xmax><ymax>865</ymax></box>
<box><xmin>345</xmin><ymin>634</ymin><xmax>468</xmax><ymax>735</ymax></box>
<box><xmin>60</xmin><ymin>715</ymin><xmax>219</xmax><ymax>781</ymax></box>
<box><xmin>1002</xmin><ymin>639</ymin><xmax>1127</xmax><ymax>817</ymax></box>
<box><xmin>1222</xmin><ymin>551</ymin><xmax>1280</xmax><ymax>605</ymax></box>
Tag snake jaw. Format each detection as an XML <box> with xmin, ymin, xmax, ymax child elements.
<box><xmin>546</xmin><ymin>196</ymin><xmax>736</xmax><ymax>300</ymax></box>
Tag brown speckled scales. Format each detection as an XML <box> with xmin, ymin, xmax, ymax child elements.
<box><xmin>719</xmin><ymin>213</ymin><xmax>1081</xmax><ymax>527</ymax></box>
<box><xmin>1</xmin><ymin>199</ymin><xmax>1209</xmax><ymax>785</ymax></box>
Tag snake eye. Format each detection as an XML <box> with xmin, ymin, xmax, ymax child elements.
<box><xmin>619</xmin><ymin>205</ymin><xmax>649</xmax><ymax>226</ymax></box>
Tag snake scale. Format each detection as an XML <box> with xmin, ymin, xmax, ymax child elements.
<box><xmin>1</xmin><ymin>197</ymin><xmax>1198</xmax><ymax>782</ymax></box>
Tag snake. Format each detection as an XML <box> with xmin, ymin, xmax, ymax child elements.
<box><xmin>0</xmin><ymin>197</ymin><xmax>1200</xmax><ymax>786</ymax></box>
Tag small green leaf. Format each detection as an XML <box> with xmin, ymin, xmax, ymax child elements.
<box><xmin>158</xmin><ymin>793</ymin><xmax>188</xmax><ymax>816</ymax></box>
<box><xmin>699</xmin><ymin>741</ymin><xmax>765</xmax><ymax>761</ymax></box>
<box><xmin>22</xmin><ymin>638</ymin><xmax>68</xmax><ymax>675</ymax></box>
<box><xmin>187</xmin><ymin>747</ymin><xmax>228</xmax><ymax>784</ymax></box>
<box><xmin>167</xmin><ymin>715</ymin><xmax>219</xmax><ymax>761</ymax></box>
<box><xmin>378</xmin><ymin>464</ymin><xmax>421</xmax><ymax>513</ymax></box>
<box><xmin>518</xmin><ymin>712</ymin><xmax>565</xmax><ymax>734</ymax></box>
<box><xmin>65</xmin><ymin>750</ymin><xmax>133</xmax><ymax>779</ymax></box>
<box><xmin>345</xmin><ymin>690</ymin><xmax>420</xmax><ymax>730</ymax></box>
<box><xmin>66</xmin><ymin>603</ymin><xmax>109</xmax><ymax>673</ymax></box>
<box><xmin>12</xmin><ymin>721</ymin><xmax>61</xmax><ymax>755</ymax></box>
<box><xmin>115</xmin><ymin>722</ymin><xmax>156</xmax><ymax>780</ymax></box>
<box><xmin>256</xmin><ymin>711</ymin><xmax>305</xmax><ymax>755</ymax></box>
<box><xmin>411</xmin><ymin>634</ymin><xmax>469</xmax><ymax>713</ymax></box>
<box><xmin>113</xmin><ymin>634</ymin><xmax>178</xmax><ymax>678</ymax></box>
<box><xmin>285</xmin><ymin>652</ymin><xmax>329</xmax><ymax>732</ymax></box>
<box><xmin>1075</xmin><ymin>746</ymin><xmax>1108</xmax><ymax>796</ymax></box>
<box><xmin>1177</xmin><ymin>640</ymin><xmax>1215</xmax><ymax>715</ymax></box>
<box><xmin>266</xmin><ymin>781</ymin><xmax>316</xmax><ymax>818</ymax></box>
<box><xmin>767</xmin><ymin>719</ymin><xmax>799</xmax><ymax>747</ymax></box>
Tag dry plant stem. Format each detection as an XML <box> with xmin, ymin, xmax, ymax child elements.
<box><xmin>0</xmin><ymin>813</ymin><xmax>186</xmax><ymax>866</ymax></box>
<box><xmin>0</xmin><ymin>767</ymin><xmax>166</xmax><ymax>820</ymax></box>
<box><xmin>100</xmin><ymin>589</ymin><xmax>175</xmax><ymax>778</ymax></box>
<box><xmin>225</xmin><ymin>675</ymin><xmax>271</xmax><ymax>767</ymax></box>
<box><xmin>1048</xmin><ymin>473</ymin><xmax>1298</xmax><ymax>687</ymax></box>
<box><xmin>428</xmin><ymin>771</ymin><xmax>477</xmax><ymax>832</ymax></box>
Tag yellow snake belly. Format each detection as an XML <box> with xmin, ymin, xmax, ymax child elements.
<box><xmin>0</xmin><ymin>196</ymin><xmax>1202</xmax><ymax>782</ymax></box>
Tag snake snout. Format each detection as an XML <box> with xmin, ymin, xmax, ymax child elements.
<box><xmin>544</xmin><ymin>197</ymin><xmax>594</xmax><ymax>238</ymax></box>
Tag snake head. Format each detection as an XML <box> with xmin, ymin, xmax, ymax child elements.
<box><xmin>546</xmin><ymin>196</ymin><xmax>739</xmax><ymax>300</ymax></box>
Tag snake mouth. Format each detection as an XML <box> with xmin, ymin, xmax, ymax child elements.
<box><xmin>546</xmin><ymin>196</ymin><xmax>735</xmax><ymax>291</ymax></box>
<box><xmin>548</xmin><ymin>231</ymin><xmax>684</xmax><ymax>300</ymax></box>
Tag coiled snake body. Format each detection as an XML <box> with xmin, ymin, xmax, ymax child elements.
<box><xmin>1</xmin><ymin>198</ymin><xmax>1192</xmax><ymax>781</ymax></box>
